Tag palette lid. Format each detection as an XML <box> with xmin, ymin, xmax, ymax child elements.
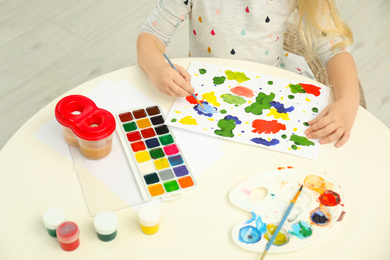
<box><xmin>55</xmin><ymin>95</ymin><xmax>96</xmax><ymax>127</ymax></box>
<box><xmin>57</xmin><ymin>221</ymin><xmax>80</xmax><ymax>243</ymax></box>
<box><xmin>73</xmin><ymin>109</ymin><xmax>116</xmax><ymax>141</ymax></box>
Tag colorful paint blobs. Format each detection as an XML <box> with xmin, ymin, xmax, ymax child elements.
<box><xmin>267</xmin><ymin>108</ymin><xmax>290</xmax><ymax>120</ymax></box>
<box><xmin>185</xmin><ymin>94</ymin><xmax>200</xmax><ymax>105</ymax></box>
<box><xmin>221</xmin><ymin>93</ymin><xmax>246</xmax><ymax>106</ymax></box>
<box><xmin>299</xmin><ymin>83</ymin><xmax>321</xmax><ymax>97</ymax></box>
<box><xmin>289</xmin><ymin>221</ymin><xmax>313</xmax><ymax>239</ymax></box>
<box><xmin>290</xmin><ymin>134</ymin><xmax>314</xmax><ymax>147</ymax></box>
<box><xmin>252</xmin><ymin>119</ymin><xmax>286</xmax><ymax>134</ymax></box>
<box><xmin>264</xmin><ymin>224</ymin><xmax>289</xmax><ymax>246</ymax></box>
<box><xmin>202</xmin><ymin>91</ymin><xmax>220</xmax><ymax>106</ymax></box>
<box><xmin>213</xmin><ymin>76</ymin><xmax>226</xmax><ymax>85</ymax></box>
<box><xmin>288</xmin><ymin>83</ymin><xmax>306</xmax><ymax>94</ymax></box>
<box><xmin>251</xmin><ymin>137</ymin><xmax>280</xmax><ymax>146</ymax></box>
<box><xmin>245</xmin><ymin>92</ymin><xmax>275</xmax><ymax>115</ymax></box>
<box><xmin>194</xmin><ymin>101</ymin><xmax>218</xmax><ymax>117</ymax></box>
<box><xmin>319</xmin><ymin>190</ymin><xmax>341</xmax><ymax>207</ymax></box>
<box><xmin>179</xmin><ymin>116</ymin><xmax>198</xmax><ymax>125</ymax></box>
<box><xmin>230</xmin><ymin>86</ymin><xmax>254</xmax><ymax>98</ymax></box>
<box><xmin>310</xmin><ymin>206</ymin><xmax>331</xmax><ymax>226</ymax></box>
<box><xmin>214</xmin><ymin>119</ymin><xmax>236</xmax><ymax>138</ymax></box>
<box><xmin>199</xmin><ymin>68</ymin><xmax>207</xmax><ymax>74</ymax></box>
<box><xmin>225</xmin><ymin>70</ymin><xmax>250</xmax><ymax>83</ymax></box>
<box><xmin>238</xmin><ymin>212</ymin><xmax>267</xmax><ymax>244</ymax></box>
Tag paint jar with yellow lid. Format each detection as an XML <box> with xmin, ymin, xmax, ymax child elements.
<box><xmin>138</xmin><ymin>204</ymin><xmax>161</xmax><ymax>235</ymax></box>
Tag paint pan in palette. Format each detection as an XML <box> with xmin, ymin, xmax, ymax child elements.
<box><xmin>115</xmin><ymin>105</ymin><xmax>196</xmax><ymax>201</ymax></box>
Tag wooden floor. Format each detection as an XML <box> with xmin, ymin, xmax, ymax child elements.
<box><xmin>1</xmin><ymin>0</ymin><xmax>389</xmax><ymax>150</ymax></box>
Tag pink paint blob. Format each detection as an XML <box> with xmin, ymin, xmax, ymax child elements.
<box><xmin>251</xmin><ymin>119</ymin><xmax>286</xmax><ymax>134</ymax></box>
<box><xmin>230</xmin><ymin>86</ymin><xmax>254</xmax><ymax>98</ymax></box>
<box><xmin>163</xmin><ymin>144</ymin><xmax>179</xmax><ymax>156</ymax></box>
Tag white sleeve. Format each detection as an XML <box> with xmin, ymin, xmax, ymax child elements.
<box><xmin>141</xmin><ymin>0</ymin><xmax>191</xmax><ymax>46</ymax></box>
<box><xmin>314</xmin><ymin>34</ymin><xmax>351</xmax><ymax>66</ymax></box>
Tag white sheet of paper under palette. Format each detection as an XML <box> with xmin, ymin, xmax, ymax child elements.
<box><xmin>115</xmin><ymin>104</ymin><xmax>196</xmax><ymax>201</ymax></box>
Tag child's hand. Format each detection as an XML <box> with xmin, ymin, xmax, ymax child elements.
<box><xmin>151</xmin><ymin>63</ymin><xmax>195</xmax><ymax>97</ymax></box>
<box><xmin>305</xmin><ymin>98</ymin><xmax>358</xmax><ymax>148</ymax></box>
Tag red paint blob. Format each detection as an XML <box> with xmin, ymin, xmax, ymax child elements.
<box><xmin>230</xmin><ymin>86</ymin><xmax>254</xmax><ymax>98</ymax></box>
<box><xmin>185</xmin><ymin>94</ymin><xmax>199</xmax><ymax>105</ymax></box>
<box><xmin>319</xmin><ymin>190</ymin><xmax>341</xmax><ymax>206</ymax></box>
<box><xmin>299</xmin><ymin>83</ymin><xmax>321</xmax><ymax>97</ymax></box>
<box><xmin>252</xmin><ymin>119</ymin><xmax>286</xmax><ymax>134</ymax></box>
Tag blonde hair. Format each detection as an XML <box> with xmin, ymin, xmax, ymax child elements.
<box><xmin>293</xmin><ymin>0</ymin><xmax>353</xmax><ymax>54</ymax></box>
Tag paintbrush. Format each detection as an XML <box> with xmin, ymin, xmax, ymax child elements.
<box><xmin>154</xmin><ymin>41</ymin><xmax>205</xmax><ymax>109</ymax></box>
<box><xmin>260</xmin><ymin>184</ymin><xmax>304</xmax><ymax>260</ymax></box>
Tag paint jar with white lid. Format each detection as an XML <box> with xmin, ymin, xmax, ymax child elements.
<box><xmin>94</xmin><ymin>211</ymin><xmax>118</xmax><ymax>242</ymax></box>
<box><xmin>43</xmin><ymin>208</ymin><xmax>66</xmax><ymax>237</ymax></box>
<box><xmin>138</xmin><ymin>204</ymin><xmax>161</xmax><ymax>235</ymax></box>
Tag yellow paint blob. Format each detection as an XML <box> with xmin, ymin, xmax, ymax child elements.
<box><xmin>194</xmin><ymin>73</ymin><xmax>199</xmax><ymax>76</ymax></box>
<box><xmin>174</xmin><ymin>110</ymin><xmax>182</xmax><ymax>113</ymax></box>
<box><xmin>293</xmin><ymin>128</ymin><xmax>298</xmax><ymax>132</ymax></box>
<box><xmin>202</xmin><ymin>91</ymin><xmax>220</xmax><ymax>106</ymax></box>
<box><xmin>208</xmin><ymin>118</ymin><xmax>215</xmax><ymax>121</ymax></box>
<box><xmin>154</xmin><ymin>158</ymin><xmax>169</xmax><ymax>170</ymax></box>
<box><xmin>306</xmin><ymin>98</ymin><xmax>311</xmax><ymax>102</ymax></box>
<box><xmin>179</xmin><ymin>116</ymin><xmax>198</xmax><ymax>125</ymax></box>
<box><xmin>267</xmin><ymin>108</ymin><xmax>290</xmax><ymax>120</ymax></box>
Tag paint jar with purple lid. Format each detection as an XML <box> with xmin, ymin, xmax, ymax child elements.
<box><xmin>43</xmin><ymin>208</ymin><xmax>66</xmax><ymax>237</ymax></box>
<box><xmin>138</xmin><ymin>204</ymin><xmax>161</xmax><ymax>235</ymax></box>
<box><xmin>57</xmin><ymin>221</ymin><xmax>80</xmax><ymax>251</ymax></box>
<box><xmin>94</xmin><ymin>211</ymin><xmax>118</xmax><ymax>242</ymax></box>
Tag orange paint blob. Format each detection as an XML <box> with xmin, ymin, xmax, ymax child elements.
<box><xmin>148</xmin><ymin>184</ymin><xmax>165</xmax><ymax>197</ymax></box>
<box><xmin>178</xmin><ymin>176</ymin><xmax>194</xmax><ymax>188</ymax></box>
<box><xmin>230</xmin><ymin>86</ymin><xmax>254</xmax><ymax>98</ymax></box>
<box><xmin>136</xmin><ymin>118</ymin><xmax>151</xmax><ymax>129</ymax></box>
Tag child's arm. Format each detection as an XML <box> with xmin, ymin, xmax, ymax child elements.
<box><xmin>137</xmin><ymin>33</ymin><xmax>194</xmax><ymax>97</ymax></box>
<box><xmin>305</xmin><ymin>52</ymin><xmax>360</xmax><ymax>147</ymax></box>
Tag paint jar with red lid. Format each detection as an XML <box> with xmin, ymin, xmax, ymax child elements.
<box><xmin>55</xmin><ymin>95</ymin><xmax>116</xmax><ymax>160</ymax></box>
<box><xmin>56</xmin><ymin>221</ymin><xmax>80</xmax><ymax>251</ymax></box>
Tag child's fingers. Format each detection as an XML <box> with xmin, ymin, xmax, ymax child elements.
<box><xmin>318</xmin><ymin>127</ymin><xmax>344</xmax><ymax>144</ymax></box>
<box><xmin>307</xmin><ymin>108</ymin><xmax>328</xmax><ymax>127</ymax></box>
<box><xmin>306</xmin><ymin>115</ymin><xmax>333</xmax><ymax>137</ymax></box>
<box><xmin>335</xmin><ymin>130</ymin><xmax>350</xmax><ymax>148</ymax></box>
<box><xmin>307</xmin><ymin>122</ymin><xmax>338</xmax><ymax>139</ymax></box>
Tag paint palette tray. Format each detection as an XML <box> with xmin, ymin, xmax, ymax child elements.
<box><xmin>115</xmin><ymin>105</ymin><xmax>196</xmax><ymax>201</ymax></box>
<box><xmin>229</xmin><ymin>167</ymin><xmax>345</xmax><ymax>253</ymax></box>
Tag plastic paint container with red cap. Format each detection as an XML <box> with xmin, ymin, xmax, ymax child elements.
<box><xmin>56</xmin><ymin>221</ymin><xmax>80</xmax><ymax>251</ymax></box>
<box><xmin>42</xmin><ymin>208</ymin><xmax>66</xmax><ymax>237</ymax></box>
<box><xmin>55</xmin><ymin>95</ymin><xmax>116</xmax><ymax>159</ymax></box>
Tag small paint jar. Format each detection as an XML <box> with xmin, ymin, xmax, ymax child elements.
<box><xmin>94</xmin><ymin>211</ymin><xmax>118</xmax><ymax>242</ymax></box>
<box><xmin>57</xmin><ymin>221</ymin><xmax>80</xmax><ymax>251</ymax></box>
<box><xmin>42</xmin><ymin>208</ymin><xmax>66</xmax><ymax>237</ymax></box>
<box><xmin>138</xmin><ymin>204</ymin><xmax>161</xmax><ymax>235</ymax></box>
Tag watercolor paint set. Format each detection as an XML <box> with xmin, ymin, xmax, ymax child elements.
<box><xmin>229</xmin><ymin>167</ymin><xmax>345</xmax><ymax>253</ymax></box>
<box><xmin>115</xmin><ymin>105</ymin><xmax>196</xmax><ymax>201</ymax></box>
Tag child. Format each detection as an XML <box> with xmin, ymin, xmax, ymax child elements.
<box><xmin>137</xmin><ymin>0</ymin><xmax>360</xmax><ymax>148</ymax></box>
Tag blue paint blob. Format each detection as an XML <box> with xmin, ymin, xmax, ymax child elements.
<box><xmin>193</xmin><ymin>101</ymin><xmax>217</xmax><ymax>117</ymax></box>
<box><xmin>270</xmin><ymin>101</ymin><xmax>294</xmax><ymax>113</ymax></box>
<box><xmin>250</xmin><ymin>137</ymin><xmax>280</xmax><ymax>146</ymax></box>
<box><xmin>224</xmin><ymin>115</ymin><xmax>242</xmax><ymax>124</ymax></box>
<box><xmin>238</xmin><ymin>212</ymin><xmax>267</xmax><ymax>244</ymax></box>
<box><xmin>289</xmin><ymin>221</ymin><xmax>313</xmax><ymax>239</ymax></box>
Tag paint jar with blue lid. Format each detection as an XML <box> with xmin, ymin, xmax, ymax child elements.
<box><xmin>42</xmin><ymin>208</ymin><xmax>66</xmax><ymax>237</ymax></box>
<box><xmin>94</xmin><ymin>211</ymin><xmax>118</xmax><ymax>242</ymax></box>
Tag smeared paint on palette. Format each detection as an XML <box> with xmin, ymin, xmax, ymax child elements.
<box><xmin>115</xmin><ymin>105</ymin><xmax>196</xmax><ymax>200</ymax></box>
<box><xmin>166</xmin><ymin>61</ymin><xmax>331</xmax><ymax>159</ymax></box>
<box><xmin>229</xmin><ymin>167</ymin><xmax>345</xmax><ymax>253</ymax></box>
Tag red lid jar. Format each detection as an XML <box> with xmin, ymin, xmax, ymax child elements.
<box><xmin>55</xmin><ymin>95</ymin><xmax>116</xmax><ymax>159</ymax></box>
<box><xmin>56</xmin><ymin>221</ymin><xmax>80</xmax><ymax>251</ymax></box>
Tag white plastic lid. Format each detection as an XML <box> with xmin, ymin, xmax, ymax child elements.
<box><xmin>138</xmin><ymin>204</ymin><xmax>161</xmax><ymax>227</ymax></box>
<box><xmin>94</xmin><ymin>211</ymin><xmax>118</xmax><ymax>235</ymax></box>
<box><xmin>43</xmin><ymin>208</ymin><xmax>66</xmax><ymax>230</ymax></box>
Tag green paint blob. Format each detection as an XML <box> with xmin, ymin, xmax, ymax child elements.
<box><xmin>288</xmin><ymin>95</ymin><xmax>295</xmax><ymax>99</ymax></box>
<box><xmin>164</xmin><ymin>180</ymin><xmax>180</xmax><ymax>192</ymax></box>
<box><xmin>213</xmin><ymin>76</ymin><xmax>226</xmax><ymax>85</ymax></box>
<box><xmin>220</xmin><ymin>109</ymin><xmax>227</xmax><ymax>114</ymax></box>
<box><xmin>267</xmin><ymin>81</ymin><xmax>273</xmax><ymax>85</ymax></box>
<box><xmin>123</xmin><ymin>121</ymin><xmax>137</xmax><ymax>132</ymax></box>
<box><xmin>288</xmin><ymin>83</ymin><xmax>306</xmax><ymax>94</ymax></box>
<box><xmin>199</xmin><ymin>68</ymin><xmax>207</xmax><ymax>74</ymax></box>
<box><xmin>312</xmin><ymin>107</ymin><xmax>318</xmax><ymax>113</ymax></box>
<box><xmin>221</xmin><ymin>93</ymin><xmax>246</xmax><ymax>105</ymax></box>
<box><xmin>282</xmin><ymin>134</ymin><xmax>287</xmax><ymax>139</ymax></box>
<box><xmin>290</xmin><ymin>135</ymin><xmax>315</xmax><ymax>146</ymax></box>
<box><xmin>303</xmin><ymin>122</ymin><xmax>309</xmax><ymax>126</ymax></box>
<box><xmin>214</xmin><ymin>119</ymin><xmax>236</xmax><ymax>138</ymax></box>
<box><xmin>149</xmin><ymin>148</ymin><xmax>165</xmax><ymax>159</ymax></box>
<box><xmin>225</xmin><ymin>70</ymin><xmax>250</xmax><ymax>83</ymax></box>
<box><xmin>245</xmin><ymin>92</ymin><xmax>275</xmax><ymax>115</ymax></box>
<box><xmin>291</xmin><ymin>145</ymin><xmax>298</xmax><ymax>150</ymax></box>
<box><xmin>171</xmin><ymin>118</ymin><xmax>177</xmax><ymax>122</ymax></box>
